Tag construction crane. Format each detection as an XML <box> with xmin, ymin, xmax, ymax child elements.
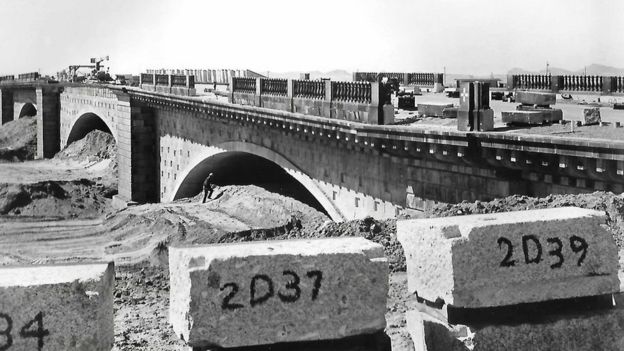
<box><xmin>68</xmin><ymin>56</ymin><xmax>109</xmax><ymax>82</ymax></box>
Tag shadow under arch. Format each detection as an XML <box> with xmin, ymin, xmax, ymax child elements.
<box><xmin>19</xmin><ymin>103</ymin><xmax>37</xmax><ymax>118</ymax></box>
<box><xmin>66</xmin><ymin>112</ymin><xmax>114</xmax><ymax>145</ymax></box>
<box><xmin>171</xmin><ymin>141</ymin><xmax>346</xmax><ymax>222</ymax></box>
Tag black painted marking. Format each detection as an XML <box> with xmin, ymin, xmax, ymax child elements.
<box><xmin>250</xmin><ymin>274</ymin><xmax>274</xmax><ymax>307</ymax></box>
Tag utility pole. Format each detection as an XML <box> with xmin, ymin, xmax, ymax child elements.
<box><xmin>443</xmin><ymin>66</ymin><xmax>446</xmax><ymax>86</ymax></box>
<box><xmin>546</xmin><ymin>61</ymin><xmax>549</xmax><ymax>75</ymax></box>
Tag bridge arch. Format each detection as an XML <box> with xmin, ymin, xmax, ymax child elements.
<box><xmin>169</xmin><ymin>141</ymin><xmax>345</xmax><ymax>221</ymax></box>
<box><xmin>66</xmin><ymin>112</ymin><xmax>116</xmax><ymax>146</ymax></box>
<box><xmin>18</xmin><ymin>103</ymin><xmax>37</xmax><ymax>118</ymax></box>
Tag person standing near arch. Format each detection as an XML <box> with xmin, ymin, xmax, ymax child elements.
<box><xmin>202</xmin><ymin>173</ymin><xmax>214</xmax><ymax>203</ymax></box>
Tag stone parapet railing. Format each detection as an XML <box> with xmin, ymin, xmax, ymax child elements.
<box><xmin>139</xmin><ymin>73</ymin><xmax>195</xmax><ymax>96</ymax></box>
<box><xmin>230</xmin><ymin>77</ymin><xmax>391</xmax><ymax>125</ymax></box>
<box><xmin>293</xmin><ymin>79</ymin><xmax>325</xmax><ymax>99</ymax></box>
<box><xmin>353</xmin><ymin>71</ymin><xmax>443</xmax><ymax>88</ymax></box>
<box><xmin>331</xmin><ymin>81</ymin><xmax>371</xmax><ymax>103</ymax></box>
<box><xmin>232</xmin><ymin>77</ymin><xmax>256</xmax><ymax>94</ymax></box>
<box><xmin>0</xmin><ymin>75</ymin><xmax>15</xmax><ymax>82</ymax></box>
<box><xmin>509</xmin><ymin>74</ymin><xmax>624</xmax><ymax>94</ymax></box>
<box><xmin>260</xmin><ymin>78</ymin><xmax>288</xmax><ymax>96</ymax></box>
<box><xmin>17</xmin><ymin>72</ymin><xmax>40</xmax><ymax>81</ymax></box>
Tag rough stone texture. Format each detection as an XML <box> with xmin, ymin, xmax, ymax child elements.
<box><xmin>501</xmin><ymin>109</ymin><xmax>563</xmax><ymax>125</ymax></box>
<box><xmin>406</xmin><ymin>310</ymin><xmax>469</xmax><ymax>351</ymax></box>
<box><xmin>583</xmin><ymin>108</ymin><xmax>601</xmax><ymax>125</ymax></box>
<box><xmin>516</xmin><ymin>91</ymin><xmax>556</xmax><ymax>106</ymax></box>
<box><xmin>0</xmin><ymin>262</ymin><xmax>114</xmax><ymax>350</ymax></box>
<box><xmin>169</xmin><ymin>238</ymin><xmax>388</xmax><ymax>348</ymax></box>
<box><xmin>397</xmin><ymin>207</ymin><xmax>619</xmax><ymax>308</ymax></box>
<box><xmin>472</xmin><ymin>303</ymin><xmax>624</xmax><ymax>351</ymax></box>
<box><xmin>417</xmin><ymin>103</ymin><xmax>453</xmax><ymax>117</ymax></box>
<box><xmin>442</xmin><ymin>107</ymin><xmax>458</xmax><ymax>119</ymax></box>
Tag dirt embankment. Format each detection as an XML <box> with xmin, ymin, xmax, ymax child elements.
<box><xmin>0</xmin><ymin>129</ymin><xmax>118</xmax><ymax>218</ymax></box>
<box><xmin>0</xmin><ymin>116</ymin><xmax>37</xmax><ymax>162</ymax></box>
<box><xmin>55</xmin><ymin>129</ymin><xmax>118</xmax><ymax>176</ymax></box>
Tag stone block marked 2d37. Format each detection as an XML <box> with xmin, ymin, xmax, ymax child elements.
<box><xmin>169</xmin><ymin>237</ymin><xmax>388</xmax><ymax>348</ymax></box>
<box><xmin>397</xmin><ymin>207</ymin><xmax>619</xmax><ymax>308</ymax></box>
<box><xmin>0</xmin><ymin>262</ymin><xmax>114</xmax><ymax>351</ymax></box>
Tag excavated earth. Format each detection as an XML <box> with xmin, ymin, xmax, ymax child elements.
<box><xmin>0</xmin><ymin>118</ymin><xmax>623</xmax><ymax>350</ymax></box>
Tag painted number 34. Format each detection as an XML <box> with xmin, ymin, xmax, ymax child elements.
<box><xmin>0</xmin><ymin>312</ymin><xmax>49</xmax><ymax>351</ymax></box>
<box><xmin>497</xmin><ymin>235</ymin><xmax>589</xmax><ymax>269</ymax></box>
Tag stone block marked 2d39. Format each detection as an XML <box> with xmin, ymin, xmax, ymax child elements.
<box><xmin>0</xmin><ymin>262</ymin><xmax>114</xmax><ymax>351</ymax></box>
<box><xmin>169</xmin><ymin>237</ymin><xmax>388</xmax><ymax>348</ymax></box>
<box><xmin>397</xmin><ymin>207</ymin><xmax>619</xmax><ymax>308</ymax></box>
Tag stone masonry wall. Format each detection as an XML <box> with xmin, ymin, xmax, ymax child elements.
<box><xmin>59</xmin><ymin>87</ymin><xmax>119</xmax><ymax>149</ymax></box>
<box><xmin>153</xmin><ymin>105</ymin><xmax>517</xmax><ymax>220</ymax></box>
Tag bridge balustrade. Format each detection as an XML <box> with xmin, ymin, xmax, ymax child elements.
<box><xmin>617</xmin><ymin>76</ymin><xmax>624</xmax><ymax>93</ymax></box>
<box><xmin>512</xmin><ymin>74</ymin><xmax>620</xmax><ymax>94</ymax></box>
<box><xmin>232</xmin><ymin>77</ymin><xmax>256</xmax><ymax>94</ymax></box>
<box><xmin>171</xmin><ymin>74</ymin><xmax>192</xmax><ymax>87</ymax></box>
<box><xmin>140</xmin><ymin>73</ymin><xmax>154</xmax><ymax>85</ymax></box>
<box><xmin>293</xmin><ymin>80</ymin><xmax>325</xmax><ymax>99</ymax></box>
<box><xmin>17</xmin><ymin>72</ymin><xmax>40</xmax><ymax>81</ymax></box>
<box><xmin>407</xmin><ymin>73</ymin><xmax>435</xmax><ymax>86</ymax></box>
<box><xmin>331</xmin><ymin>81</ymin><xmax>371</xmax><ymax>103</ymax></box>
<box><xmin>260</xmin><ymin>78</ymin><xmax>288</xmax><ymax>96</ymax></box>
<box><xmin>230</xmin><ymin>77</ymin><xmax>390</xmax><ymax>124</ymax></box>
<box><xmin>353</xmin><ymin>71</ymin><xmax>442</xmax><ymax>88</ymax></box>
<box><xmin>155</xmin><ymin>74</ymin><xmax>169</xmax><ymax>86</ymax></box>
<box><xmin>0</xmin><ymin>75</ymin><xmax>15</xmax><ymax>82</ymax></box>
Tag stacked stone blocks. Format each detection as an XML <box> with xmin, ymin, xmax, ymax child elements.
<box><xmin>397</xmin><ymin>207</ymin><xmax>622</xmax><ymax>350</ymax></box>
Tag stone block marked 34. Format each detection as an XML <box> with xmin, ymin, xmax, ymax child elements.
<box><xmin>397</xmin><ymin>207</ymin><xmax>619</xmax><ymax>308</ymax></box>
<box><xmin>169</xmin><ymin>238</ymin><xmax>388</xmax><ymax>348</ymax></box>
<box><xmin>0</xmin><ymin>262</ymin><xmax>114</xmax><ymax>351</ymax></box>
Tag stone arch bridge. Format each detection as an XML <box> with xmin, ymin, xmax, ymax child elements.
<box><xmin>1</xmin><ymin>82</ymin><xmax>623</xmax><ymax>221</ymax></box>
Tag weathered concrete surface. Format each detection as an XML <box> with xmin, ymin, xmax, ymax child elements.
<box><xmin>472</xmin><ymin>304</ymin><xmax>624</xmax><ymax>351</ymax></box>
<box><xmin>397</xmin><ymin>207</ymin><xmax>619</xmax><ymax>308</ymax></box>
<box><xmin>169</xmin><ymin>238</ymin><xmax>388</xmax><ymax>348</ymax></box>
<box><xmin>516</xmin><ymin>91</ymin><xmax>556</xmax><ymax>106</ymax></box>
<box><xmin>417</xmin><ymin>103</ymin><xmax>453</xmax><ymax>117</ymax></box>
<box><xmin>0</xmin><ymin>262</ymin><xmax>114</xmax><ymax>350</ymax></box>
<box><xmin>406</xmin><ymin>310</ymin><xmax>469</xmax><ymax>351</ymax></box>
<box><xmin>502</xmin><ymin>109</ymin><xmax>563</xmax><ymax>125</ymax></box>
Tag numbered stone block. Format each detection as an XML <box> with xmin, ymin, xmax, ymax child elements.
<box><xmin>502</xmin><ymin>109</ymin><xmax>563</xmax><ymax>125</ymax></box>
<box><xmin>169</xmin><ymin>238</ymin><xmax>388</xmax><ymax>348</ymax></box>
<box><xmin>0</xmin><ymin>262</ymin><xmax>114</xmax><ymax>351</ymax></box>
<box><xmin>515</xmin><ymin>91</ymin><xmax>556</xmax><ymax>106</ymax></box>
<box><xmin>397</xmin><ymin>207</ymin><xmax>619</xmax><ymax>308</ymax></box>
<box><xmin>417</xmin><ymin>103</ymin><xmax>453</xmax><ymax>117</ymax></box>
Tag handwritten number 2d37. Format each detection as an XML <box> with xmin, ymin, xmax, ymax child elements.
<box><xmin>497</xmin><ymin>235</ymin><xmax>589</xmax><ymax>269</ymax></box>
<box><xmin>220</xmin><ymin>270</ymin><xmax>323</xmax><ymax>310</ymax></box>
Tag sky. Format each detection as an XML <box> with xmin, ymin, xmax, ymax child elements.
<box><xmin>0</xmin><ymin>0</ymin><xmax>623</xmax><ymax>76</ymax></box>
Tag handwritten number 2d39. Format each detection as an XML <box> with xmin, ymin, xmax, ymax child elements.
<box><xmin>0</xmin><ymin>312</ymin><xmax>49</xmax><ymax>351</ymax></box>
<box><xmin>497</xmin><ymin>235</ymin><xmax>588</xmax><ymax>269</ymax></box>
<box><xmin>220</xmin><ymin>270</ymin><xmax>323</xmax><ymax>310</ymax></box>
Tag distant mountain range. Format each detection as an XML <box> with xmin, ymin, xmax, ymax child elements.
<box><xmin>508</xmin><ymin>64</ymin><xmax>624</xmax><ymax>76</ymax></box>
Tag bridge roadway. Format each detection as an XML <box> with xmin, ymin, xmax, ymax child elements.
<box><xmin>1</xmin><ymin>82</ymin><xmax>623</xmax><ymax>221</ymax></box>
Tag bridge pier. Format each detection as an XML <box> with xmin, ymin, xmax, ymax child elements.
<box><xmin>114</xmin><ymin>93</ymin><xmax>158</xmax><ymax>204</ymax></box>
<box><xmin>36</xmin><ymin>86</ymin><xmax>62</xmax><ymax>158</ymax></box>
<box><xmin>0</xmin><ymin>89</ymin><xmax>13</xmax><ymax>124</ymax></box>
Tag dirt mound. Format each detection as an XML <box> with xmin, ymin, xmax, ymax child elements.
<box><xmin>427</xmin><ymin>191</ymin><xmax>624</xmax><ymax>247</ymax></box>
<box><xmin>0</xmin><ymin>179</ymin><xmax>115</xmax><ymax>217</ymax></box>
<box><xmin>0</xmin><ymin>116</ymin><xmax>37</xmax><ymax>161</ymax></box>
<box><xmin>56</xmin><ymin>129</ymin><xmax>117</xmax><ymax>174</ymax></box>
